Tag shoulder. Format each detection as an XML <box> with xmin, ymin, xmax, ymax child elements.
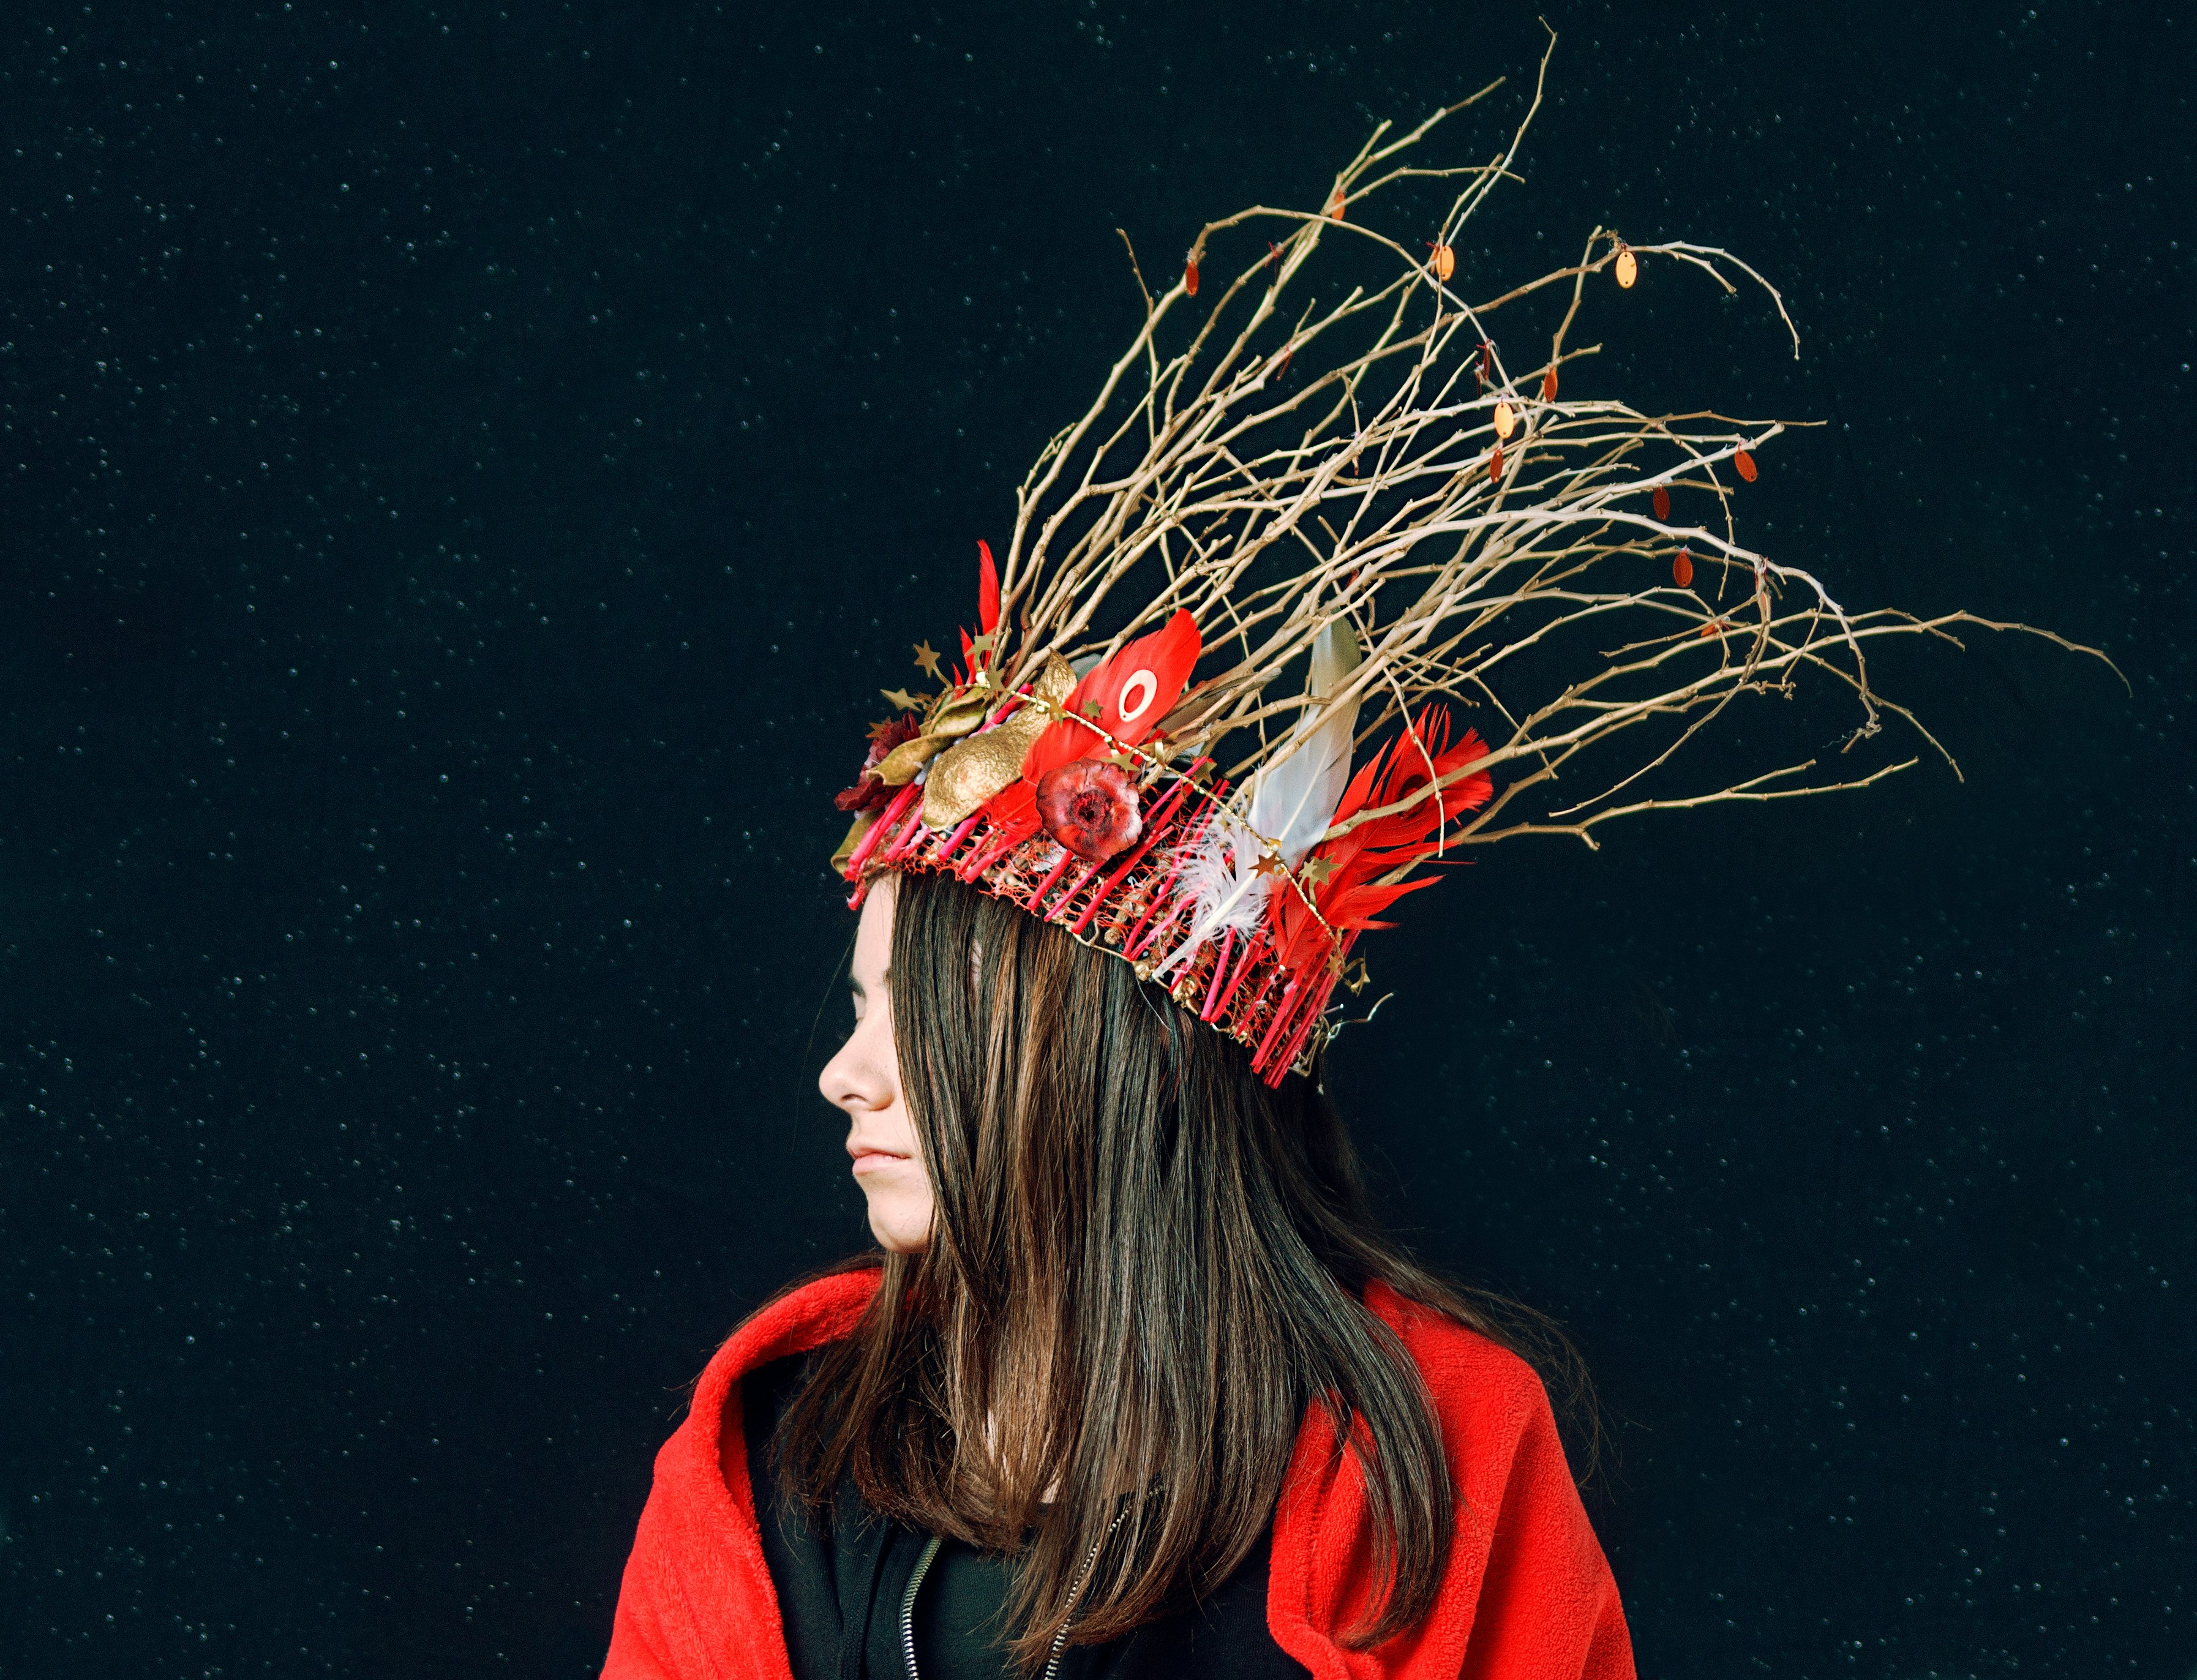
<box><xmin>1272</xmin><ymin>1284</ymin><xmax>1623</xmax><ymax>1671</ymax></box>
<box><xmin>1364</xmin><ymin>1279</ymin><xmax>1560</xmax><ymax>1461</ymax></box>
<box><xmin>1369</xmin><ymin>1283</ymin><xmax>1627</xmax><ymax>1662</ymax></box>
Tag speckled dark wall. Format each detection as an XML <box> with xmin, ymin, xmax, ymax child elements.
<box><xmin>2</xmin><ymin>2</ymin><xmax>2189</xmax><ymax>1675</ymax></box>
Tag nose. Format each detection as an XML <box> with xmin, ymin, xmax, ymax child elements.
<box><xmin>819</xmin><ymin>1026</ymin><xmax>890</xmax><ymax>1117</ymax></box>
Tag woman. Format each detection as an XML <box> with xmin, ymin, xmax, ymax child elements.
<box><xmin>602</xmin><ymin>871</ymin><xmax>1632</xmax><ymax>1678</ymax></box>
<box><xmin>601</xmin><ymin>65</ymin><xmax>2009</xmax><ymax>1674</ymax></box>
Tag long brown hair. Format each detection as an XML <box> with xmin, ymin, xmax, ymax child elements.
<box><xmin>778</xmin><ymin>869</ymin><xmax>1583</xmax><ymax>1665</ymax></box>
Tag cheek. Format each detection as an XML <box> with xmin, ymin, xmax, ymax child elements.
<box><xmin>874</xmin><ymin>1095</ymin><xmax>919</xmax><ymax>1157</ymax></box>
<box><xmin>861</xmin><ymin>1158</ymin><xmax>936</xmax><ymax>1252</ymax></box>
<box><xmin>863</xmin><ymin>1029</ymin><xmax>916</xmax><ymax>1147</ymax></box>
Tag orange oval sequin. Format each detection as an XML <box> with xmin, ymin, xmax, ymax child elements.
<box><xmin>1615</xmin><ymin>246</ymin><xmax>1639</xmax><ymax>289</ymax></box>
<box><xmin>1429</xmin><ymin>242</ymin><xmax>1455</xmax><ymax>282</ymax></box>
<box><xmin>1541</xmin><ymin>366</ymin><xmax>1558</xmax><ymax>402</ymax></box>
<box><xmin>1328</xmin><ymin>187</ymin><xmax>1346</xmax><ymax>222</ymax></box>
<box><xmin>1672</xmin><ymin>548</ymin><xmax>1695</xmax><ymax>588</ymax></box>
<box><xmin>1651</xmin><ymin>485</ymin><xmax>1671</xmax><ymax>522</ymax></box>
<box><xmin>1734</xmin><ymin>448</ymin><xmax>1758</xmax><ymax>482</ymax></box>
<box><xmin>1493</xmin><ymin>400</ymin><xmax>1517</xmax><ymax>441</ymax></box>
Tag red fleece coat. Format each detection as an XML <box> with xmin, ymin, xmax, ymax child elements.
<box><xmin>603</xmin><ymin>1270</ymin><xmax>1634</xmax><ymax>1680</ymax></box>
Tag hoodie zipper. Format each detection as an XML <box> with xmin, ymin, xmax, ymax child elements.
<box><xmin>897</xmin><ymin>1534</ymin><xmax>942</xmax><ymax>1680</ymax></box>
<box><xmin>900</xmin><ymin>1509</ymin><xmax>1129</xmax><ymax>1680</ymax></box>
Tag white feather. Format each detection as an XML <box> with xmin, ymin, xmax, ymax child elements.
<box><xmin>1173</xmin><ymin>817</ymin><xmax>1270</xmax><ymax>941</ymax></box>
<box><xmin>1247</xmin><ymin>618</ymin><xmax>1363</xmax><ymax>866</ymax></box>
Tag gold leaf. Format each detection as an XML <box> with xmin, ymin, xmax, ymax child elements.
<box><xmin>926</xmin><ymin>687</ymin><xmax>994</xmax><ymax>741</ymax></box>
<box><xmin>918</xmin><ymin>654</ymin><xmax>1076</xmax><ymax>827</ymax></box>
<box><xmin>828</xmin><ymin>808</ymin><xmax>876</xmax><ymax>874</ymax></box>
<box><xmin>1029</xmin><ymin>653</ymin><xmax>1076</xmax><ymax>708</ymax></box>
<box><xmin>875</xmin><ymin>734</ymin><xmax>944</xmax><ymax>786</ymax></box>
<box><xmin>920</xmin><ymin>720</ymin><xmax>1035</xmax><ymax>827</ymax></box>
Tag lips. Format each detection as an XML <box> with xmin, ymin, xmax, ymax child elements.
<box><xmin>846</xmin><ymin>1140</ymin><xmax>911</xmax><ymax>1174</ymax></box>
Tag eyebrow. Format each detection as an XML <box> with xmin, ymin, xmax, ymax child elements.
<box><xmin>849</xmin><ymin>965</ymin><xmax>890</xmax><ymax>1002</ymax></box>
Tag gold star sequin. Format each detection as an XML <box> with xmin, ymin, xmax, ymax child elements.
<box><xmin>912</xmin><ymin>640</ymin><xmax>944</xmax><ymax>680</ymax></box>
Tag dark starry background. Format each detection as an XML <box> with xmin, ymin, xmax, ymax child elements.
<box><xmin>2</xmin><ymin>1</ymin><xmax>2190</xmax><ymax>1675</ymax></box>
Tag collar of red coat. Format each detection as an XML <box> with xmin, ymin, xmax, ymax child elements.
<box><xmin>603</xmin><ymin>1266</ymin><xmax>1631</xmax><ymax>1680</ymax></box>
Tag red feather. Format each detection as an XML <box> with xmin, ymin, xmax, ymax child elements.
<box><xmin>1266</xmin><ymin>707</ymin><xmax>1492</xmax><ymax>972</ymax></box>
<box><xmin>977</xmin><ymin>539</ymin><xmax>1001</xmax><ymax>636</ymax></box>
<box><xmin>1021</xmin><ymin>719</ymin><xmax>1084</xmax><ymax>787</ymax></box>
<box><xmin>1023</xmin><ymin>610</ymin><xmax>1201</xmax><ymax>782</ymax></box>
<box><xmin>979</xmin><ymin>778</ymin><xmax>1042</xmax><ymax>846</ymax></box>
<box><xmin>1072</xmin><ymin>610</ymin><xmax>1199</xmax><ymax>746</ymax></box>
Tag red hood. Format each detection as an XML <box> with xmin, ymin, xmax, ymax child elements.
<box><xmin>602</xmin><ymin>1269</ymin><xmax>1632</xmax><ymax>1680</ymax></box>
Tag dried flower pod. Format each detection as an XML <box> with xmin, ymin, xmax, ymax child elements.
<box><xmin>1541</xmin><ymin>366</ymin><xmax>1558</xmax><ymax>402</ymax></box>
<box><xmin>1493</xmin><ymin>400</ymin><xmax>1517</xmax><ymax>441</ymax></box>
<box><xmin>1036</xmin><ymin>757</ymin><xmax>1143</xmax><ymax>861</ymax></box>
<box><xmin>1184</xmin><ymin>255</ymin><xmax>1201</xmax><ymax>297</ymax></box>
<box><xmin>1672</xmin><ymin>547</ymin><xmax>1696</xmax><ymax>588</ymax></box>
<box><xmin>1615</xmin><ymin>245</ymin><xmax>1639</xmax><ymax>288</ymax></box>
<box><xmin>1734</xmin><ymin>448</ymin><xmax>1759</xmax><ymax>482</ymax></box>
<box><xmin>1429</xmin><ymin>242</ymin><xmax>1456</xmax><ymax>282</ymax></box>
<box><xmin>1328</xmin><ymin>186</ymin><xmax>1346</xmax><ymax>222</ymax></box>
<box><xmin>1651</xmin><ymin>485</ymin><xmax>1671</xmax><ymax>522</ymax></box>
<box><xmin>1490</xmin><ymin>442</ymin><xmax>1504</xmax><ymax>482</ymax></box>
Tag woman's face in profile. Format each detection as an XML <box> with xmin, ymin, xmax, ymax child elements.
<box><xmin>819</xmin><ymin>879</ymin><xmax>934</xmax><ymax>1253</ymax></box>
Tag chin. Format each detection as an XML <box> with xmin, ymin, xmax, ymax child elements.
<box><xmin>864</xmin><ymin>1197</ymin><xmax>933</xmax><ymax>1255</ymax></box>
<box><xmin>869</xmin><ymin>1221</ymin><xmax>931</xmax><ymax>1255</ymax></box>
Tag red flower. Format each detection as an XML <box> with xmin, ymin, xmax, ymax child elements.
<box><xmin>1035</xmin><ymin>758</ymin><xmax>1143</xmax><ymax>861</ymax></box>
<box><xmin>834</xmin><ymin>713</ymin><xmax>922</xmax><ymax>812</ymax></box>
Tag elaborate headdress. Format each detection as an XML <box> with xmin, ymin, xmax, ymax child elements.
<box><xmin>828</xmin><ymin>43</ymin><xmax>2102</xmax><ymax>1084</ymax></box>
